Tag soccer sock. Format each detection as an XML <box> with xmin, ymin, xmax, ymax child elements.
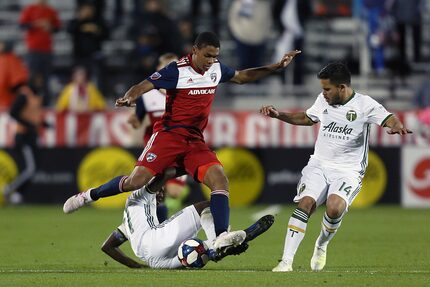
<box><xmin>316</xmin><ymin>212</ymin><xmax>343</xmax><ymax>248</ymax></box>
<box><xmin>200</xmin><ymin>207</ymin><xmax>216</xmax><ymax>248</ymax></box>
<box><xmin>210</xmin><ymin>190</ymin><xmax>230</xmax><ymax>236</ymax></box>
<box><xmin>282</xmin><ymin>208</ymin><xmax>309</xmax><ymax>262</ymax></box>
<box><xmin>156</xmin><ymin>204</ymin><xmax>168</xmax><ymax>223</ymax></box>
<box><xmin>89</xmin><ymin>175</ymin><xmax>128</xmax><ymax>200</ymax></box>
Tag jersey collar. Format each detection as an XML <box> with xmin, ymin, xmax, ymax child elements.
<box><xmin>188</xmin><ymin>54</ymin><xmax>205</xmax><ymax>75</ymax></box>
<box><xmin>341</xmin><ymin>90</ymin><xmax>356</xmax><ymax>105</ymax></box>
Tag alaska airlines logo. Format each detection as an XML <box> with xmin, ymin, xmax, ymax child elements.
<box><xmin>322</xmin><ymin>122</ymin><xmax>353</xmax><ymax>135</ymax></box>
<box><xmin>408</xmin><ymin>158</ymin><xmax>430</xmax><ymax>198</ymax></box>
<box><xmin>188</xmin><ymin>88</ymin><xmax>216</xmax><ymax>95</ymax></box>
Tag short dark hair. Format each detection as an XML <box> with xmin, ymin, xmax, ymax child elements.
<box><xmin>194</xmin><ymin>32</ymin><xmax>220</xmax><ymax>49</ymax></box>
<box><xmin>317</xmin><ymin>62</ymin><xmax>351</xmax><ymax>86</ymax></box>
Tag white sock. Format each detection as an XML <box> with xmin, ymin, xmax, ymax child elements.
<box><xmin>316</xmin><ymin>212</ymin><xmax>343</xmax><ymax>248</ymax></box>
<box><xmin>281</xmin><ymin>208</ymin><xmax>309</xmax><ymax>262</ymax></box>
<box><xmin>200</xmin><ymin>207</ymin><xmax>216</xmax><ymax>249</ymax></box>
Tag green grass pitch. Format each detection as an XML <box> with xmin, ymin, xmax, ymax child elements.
<box><xmin>0</xmin><ymin>205</ymin><xmax>429</xmax><ymax>287</ymax></box>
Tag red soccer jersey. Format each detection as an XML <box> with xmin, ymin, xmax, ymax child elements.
<box><xmin>19</xmin><ymin>3</ymin><xmax>61</xmax><ymax>52</ymax></box>
<box><xmin>147</xmin><ymin>55</ymin><xmax>235</xmax><ymax>140</ymax></box>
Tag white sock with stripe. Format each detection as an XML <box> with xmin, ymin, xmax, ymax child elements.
<box><xmin>316</xmin><ymin>212</ymin><xmax>343</xmax><ymax>248</ymax></box>
<box><xmin>281</xmin><ymin>208</ymin><xmax>309</xmax><ymax>262</ymax></box>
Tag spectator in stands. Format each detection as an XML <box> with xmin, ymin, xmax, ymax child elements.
<box><xmin>228</xmin><ymin>0</ymin><xmax>272</xmax><ymax>70</ymax></box>
<box><xmin>362</xmin><ymin>0</ymin><xmax>388</xmax><ymax>75</ymax></box>
<box><xmin>76</xmin><ymin>0</ymin><xmax>105</xmax><ymax>22</ymax></box>
<box><xmin>67</xmin><ymin>2</ymin><xmax>108</xmax><ymax>90</ymax></box>
<box><xmin>3</xmin><ymin>85</ymin><xmax>45</xmax><ymax>204</ymax></box>
<box><xmin>56</xmin><ymin>66</ymin><xmax>106</xmax><ymax>112</ymax></box>
<box><xmin>388</xmin><ymin>0</ymin><xmax>424</xmax><ymax>67</ymax></box>
<box><xmin>0</xmin><ymin>40</ymin><xmax>29</xmax><ymax>110</ymax></box>
<box><xmin>130</xmin><ymin>0</ymin><xmax>184</xmax><ymax>78</ymax></box>
<box><xmin>191</xmin><ymin>0</ymin><xmax>221</xmax><ymax>35</ymax></box>
<box><xmin>131</xmin><ymin>0</ymin><xmax>184</xmax><ymax>55</ymax></box>
<box><xmin>19</xmin><ymin>0</ymin><xmax>61</xmax><ymax>106</ymax></box>
<box><xmin>272</xmin><ymin>0</ymin><xmax>311</xmax><ymax>85</ymax></box>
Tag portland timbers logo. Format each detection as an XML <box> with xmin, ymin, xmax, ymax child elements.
<box><xmin>346</xmin><ymin>110</ymin><xmax>357</xmax><ymax>122</ymax></box>
<box><xmin>298</xmin><ymin>183</ymin><xmax>306</xmax><ymax>195</ymax></box>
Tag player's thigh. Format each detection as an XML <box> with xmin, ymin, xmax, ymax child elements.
<box><xmin>328</xmin><ymin>173</ymin><xmax>362</xmax><ymax>209</ymax></box>
<box><xmin>294</xmin><ymin>164</ymin><xmax>329</xmax><ymax>207</ymax></box>
<box><xmin>136</xmin><ymin>131</ymin><xmax>186</xmax><ymax>174</ymax></box>
<box><xmin>146</xmin><ymin>206</ymin><xmax>201</xmax><ymax>258</ymax></box>
<box><xmin>183</xmin><ymin>141</ymin><xmax>221</xmax><ymax>182</ymax></box>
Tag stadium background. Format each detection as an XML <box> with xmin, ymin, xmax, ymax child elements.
<box><xmin>1</xmin><ymin>0</ymin><xmax>429</xmax><ymax>208</ymax></box>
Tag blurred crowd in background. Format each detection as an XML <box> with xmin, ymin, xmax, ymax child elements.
<box><xmin>0</xmin><ymin>0</ymin><xmax>429</xmax><ymax>112</ymax></box>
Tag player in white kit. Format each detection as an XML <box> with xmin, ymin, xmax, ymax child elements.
<box><xmin>260</xmin><ymin>62</ymin><xmax>411</xmax><ymax>272</ymax></box>
<box><xmin>101</xmin><ymin>185</ymin><xmax>275</xmax><ymax>269</ymax></box>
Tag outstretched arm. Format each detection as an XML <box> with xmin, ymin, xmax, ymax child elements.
<box><xmin>260</xmin><ymin>105</ymin><xmax>314</xmax><ymax>126</ymax></box>
<box><xmin>383</xmin><ymin>115</ymin><xmax>412</xmax><ymax>135</ymax></box>
<box><xmin>115</xmin><ymin>80</ymin><xmax>155</xmax><ymax>107</ymax></box>
<box><xmin>230</xmin><ymin>50</ymin><xmax>301</xmax><ymax>84</ymax></box>
<box><xmin>101</xmin><ymin>230</ymin><xmax>147</xmax><ymax>268</ymax></box>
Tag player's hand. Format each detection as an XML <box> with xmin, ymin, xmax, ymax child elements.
<box><xmin>127</xmin><ymin>114</ymin><xmax>141</xmax><ymax>129</ymax></box>
<box><xmin>386</xmin><ymin>127</ymin><xmax>413</xmax><ymax>135</ymax></box>
<box><xmin>278</xmin><ymin>50</ymin><xmax>301</xmax><ymax>69</ymax></box>
<box><xmin>260</xmin><ymin>105</ymin><xmax>279</xmax><ymax>118</ymax></box>
<box><xmin>115</xmin><ymin>97</ymin><xmax>135</xmax><ymax>107</ymax></box>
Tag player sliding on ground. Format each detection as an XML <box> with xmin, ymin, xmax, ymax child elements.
<box><xmin>260</xmin><ymin>62</ymin><xmax>412</xmax><ymax>272</ymax></box>
<box><xmin>63</xmin><ymin>31</ymin><xmax>300</xmax><ymax>251</ymax></box>
<box><xmin>100</xmin><ymin>185</ymin><xmax>274</xmax><ymax>269</ymax></box>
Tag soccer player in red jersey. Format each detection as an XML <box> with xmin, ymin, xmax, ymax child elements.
<box><xmin>64</xmin><ymin>32</ymin><xmax>300</xmax><ymax>250</ymax></box>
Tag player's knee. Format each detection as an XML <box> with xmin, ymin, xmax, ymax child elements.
<box><xmin>297</xmin><ymin>196</ymin><xmax>316</xmax><ymax>215</ymax></box>
<box><xmin>203</xmin><ymin>165</ymin><xmax>228</xmax><ymax>190</ymax></box>
<box><xmin>326</xmin><ymin>196</ymin><xmax>346</xmax><ymax>218</ymax></box>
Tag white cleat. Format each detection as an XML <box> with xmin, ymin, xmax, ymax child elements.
<box><xmin>63</xmin><ymin>191</ymin><xmax>93</xmax><ymax>214</ymax></box>
<box><xmin>213</xmin><ymin>230</ymin><xmax>246</xmax><ymax>250</ymax></box>
<box><xmin>272</xmin><ymin>259</ymin><xmax>293</xmax><ymax>272</ymax></box>
<box><xmin>310</xmin><ymin>245</ymin><xmax>327</xmax><ymax>271</ymax></box>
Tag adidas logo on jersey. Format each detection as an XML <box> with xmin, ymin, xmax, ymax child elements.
<box><xmin>323</xmin><ymin>109</ymin><xmax>328</xmax><ymax>114</ymax></box>
<box><xmin>187</xmin><ymin>78</ymin><xmax>193</xmax><ymax>83</ymax></box>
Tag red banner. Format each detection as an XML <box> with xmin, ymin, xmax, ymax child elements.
<box><xmin>0</xmin><ymin>109</ymin><xmax>429</xmax><ymax>148</ymax></box>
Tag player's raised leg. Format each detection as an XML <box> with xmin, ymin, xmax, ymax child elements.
<box><xmin>311</xmin><ymin>194</ymin><xmax>346</xmax><ymax>271</ymax></box>
<box><xmin>64</xmin><ymin>166</ymin><xmax>162</xmax><ymax>214</ymax></box>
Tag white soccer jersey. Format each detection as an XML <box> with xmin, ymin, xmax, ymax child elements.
<box><xmin>118</xmin><ymin>189</ymin><xmax>201</xmax><ymax>269</ymax></box>
<box><xmin>306</xmin><ymin>91</ymin><xmax>392</xmax><ymax>174</ymax></box>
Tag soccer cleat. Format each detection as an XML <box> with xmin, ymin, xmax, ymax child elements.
<box><xmin>310</xmin><ymin>244</ymin><xmax>327</xmax><ymax>271</ymax></box>
<box><xmin>244</xmin><ymin>214</ymin><xmax>275</xmax><ymax>242</ymax></box>
<box><xmin>209</xmin><ymin>242</ymin><xmax>249</xmax><ymax>262</ymax></box>
<box><xmin>213</xmin><ymin>230</ymin><xmax>246</xmax><ymax>250</ymax></box>
<box><xmin>272</xmin><ymin>259</ymin><xmax>293</xmax><ymax>272</ymax></box>
<box><xmin>63</xmin><ymin>190</ymin><xmax>93</xmax><ymax>214</ymax></box>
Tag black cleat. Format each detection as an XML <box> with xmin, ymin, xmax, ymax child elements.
<box><xmin>244</xmin><ymin>214</ymin><xmax>275</xmax><ymax>242</ymax></box>
<box><xmin>209</xmin><ymin>242</ymin><xmax>249</xmax><ymax>262</ymax></box>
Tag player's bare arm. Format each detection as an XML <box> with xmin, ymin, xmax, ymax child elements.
<box><xmin>101</xmin><ymin>230</ymin><xmax>147</xmax><ymax>268</ymax></box>
<box><xmin>230</xmin><ymin>50</ymin><xmax>301</xmax><ymax>84</ymax></box>
<box><xmin>383</xmin><ymin>115</ymin><xmax>413</xmax><ymax>135</ymax></box>
<box><xmin>260</xmin><ymin>105</ymin><xmax>314</xmax><ymax>126</ymax></box>
<box><xmin>115</xmin><ymin>80</ymin><xmax>155</xmax><ymax>107</ymax></box>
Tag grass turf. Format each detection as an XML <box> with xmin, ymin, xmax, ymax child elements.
<box><xmin>0</xmin><ymin>205</ymin><xmax>429</xmax><ymax>287</ymax></box>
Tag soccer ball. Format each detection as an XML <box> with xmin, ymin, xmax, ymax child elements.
<box><xmin>177</xmin><ymin>238</ymin><xmax>209</xmax><ymax>268</ymax></box>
